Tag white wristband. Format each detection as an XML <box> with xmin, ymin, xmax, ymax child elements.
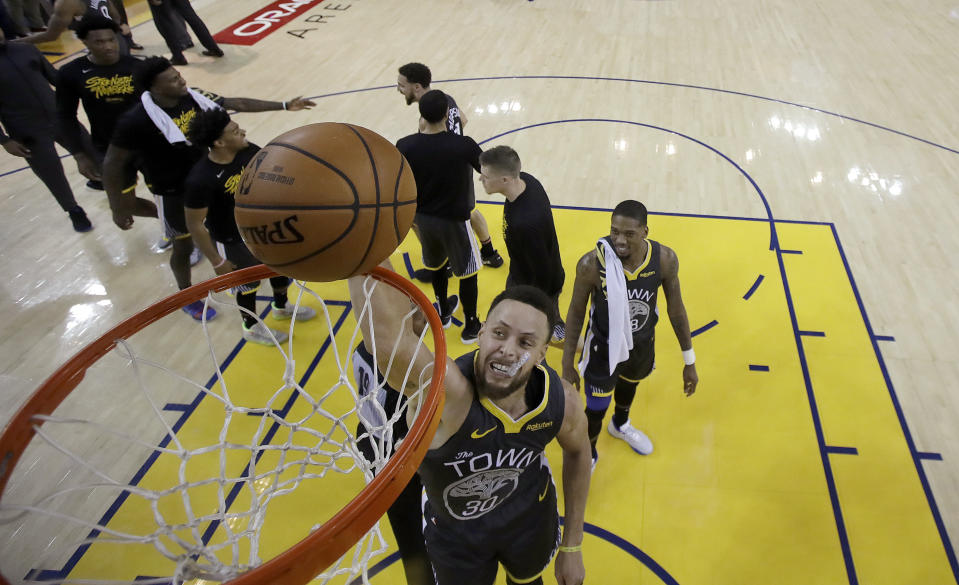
<box><xmin>213</xmin><ymin>258</ymin><xmax>227</xmax><ymax>269</ymax></box>
<box><xmin>282</xmin><ymin>101</ymin><xmax>288</xmax><ymax>110</ymax></box>
<box><xmin>682</xmin><ymin>348</ymin><xmax>695</xmax><ymax>366</ymax></box>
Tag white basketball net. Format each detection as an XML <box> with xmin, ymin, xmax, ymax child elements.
<box><xmin>0</xmin><ymin>275</ymin><xmax>435</xmax><ymax>585</ymax></box>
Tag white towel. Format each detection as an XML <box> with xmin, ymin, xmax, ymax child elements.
<box><xmin>599</xmin><ymin>238</ymin><xmax>633</xmax><ymax>375</ymax></box>
<box><xmin>141</xmin><ymin>88</ymin><xmax>221</xmax><ymax>144</ymax></box>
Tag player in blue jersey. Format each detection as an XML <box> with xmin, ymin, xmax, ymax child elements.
<box><xmin>348</xmin><ymin>267</ymin><xmax>590</xmax><ymax>585</ymax></box>
<box><xmin>562</xmin><ymin>200</ymin><xmax>698</xmax><ymax>465</ymax></box>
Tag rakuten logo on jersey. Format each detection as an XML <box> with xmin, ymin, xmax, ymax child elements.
<box><xmin>214</xmin><ymin>0</ymin><xmax>326</xmax><ymax>46</ymax></box>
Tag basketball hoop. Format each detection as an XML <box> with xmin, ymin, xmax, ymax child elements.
<box><xmin>0</xmin><ymin>265</ymin><xmax>445</xmax><ymax>585</ymax></box>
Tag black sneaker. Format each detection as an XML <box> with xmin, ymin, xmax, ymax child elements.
<box><xmin>482</xmin><ymin>250</ymin><xmax>504</xmax><ymax>268</ymax></box>
<box><xmin>202</xmin><ymin>48</ymin><xmax>225</xmax><ymax>58</ymax></box>
<box><xmin>435</xmin><ymin>295</ymin><xmax>459</xmax><ymax>329</ymax></box>
<box><xmin>85</xmin><ymin>180</ymin><xmax>104</xmax><ymax>191</ymax></box>
<box><xmin>170</xmin><ymin>54</ymin><xmax>188</xmax><ymax>66</ymax></box>
<box><xmin>68</xmin><ymin>207</ymin><xmax>93</xmax><ymax>232</ymax></box>
<box><xmin>460</xmin><ymin>317</ymin><xmax>481</xmax><ymax>344</ymax></box>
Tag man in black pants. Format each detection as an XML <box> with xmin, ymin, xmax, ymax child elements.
<box><xmin>478</xmin><ymin>145</ymin><xmax>566</xmax><ymax>343</ymax></box>
<box><xmin>103</xmin><ymin>56</ymin><xmax>314</xmax><ymax>320</ymax></box>
<box><xmin>147</xmin><ymin>0</ymin><xmax>223</xmax><ymax>65</ymax></box>
<box><xmin>184</xmin><ymin>109</ymin><xmax>316</xmax><ymax>343</ymax></box>
<box><xmin>397</xmin><ymin>89</ymin><xmax>484</xmax><ymax>344</ymax></box>
<box><xmin>0</xmin><ymin>26</ymin><xmax>99</xmax><ymax>231</ymax></box>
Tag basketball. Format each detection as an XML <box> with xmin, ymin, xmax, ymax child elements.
<box><xmin>234</xmin><ymin>122</ymin><xmax>417</xmax><ymax>282</ymax></box>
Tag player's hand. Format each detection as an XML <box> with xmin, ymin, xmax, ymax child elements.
<box><xmin>285</xmin><ymin>96</ymin><xmax>316</xmax><ymax>111</ymax></box>
<box><xmin>112</xmin><ymin>208</ymin><xmax>134</xmax><ymax>230</ymax></box>
<box><xmin>683</xmin><ymin>364</ymin><xmax>698</xmax><ymax>396</ymax></box>
<box><xmin>2</xmin><ymin>140</ymin><xmax>32</xmax><ymax>158</ymax></box>
<box><xmin>555</xmin><ymin>549</ymin><xmax>585</xmax><ymax>585</ymax></box>
<box><xmin>213</xmin><ymin>259</ymin><xmax>236</xmax><ymax>275</ymax></box>
<box><xmin>562</xmin><ymin>363</ymin><xmax>581</xmax><ymax>391</ymax></box>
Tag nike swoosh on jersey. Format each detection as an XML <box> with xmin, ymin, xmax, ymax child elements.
<box><xmin>470</xmin><ymin>426</ymin><xmax>496</xmax><ymax>439</ymax></box>
<box><xmin>538</xmin><ymin>482</ymin><xmax>549</xmax><ymax>502</ymax></box>
<box><xmin>81</xmin><ymin>68</ymin><xmax>93</xmax><ymax>73</ymax></box>
<box><xmin>217</xmin><ymin>171</ymin><xmax>224</xmax><ymax>178</ymax></box>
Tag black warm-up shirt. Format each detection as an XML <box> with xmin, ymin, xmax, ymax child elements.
<box><xmin>503</xmin><ymin>172</ymin><xmax>565</xmax><ymax>296</ymax></box>
<box><xmin>395</xmin><ymin>131</ymin><xmax>481</xmax><ymax>221</ymax></box>
<box><xmin>110</xmin><ymin>89</ymin><xmax>223</xmax><ymax>194</ymax></box>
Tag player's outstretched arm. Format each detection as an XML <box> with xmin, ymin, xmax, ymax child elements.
<box><xmin>347</xmin><ymin>261</ymin><xmax>445</xmax><ymax>397</ymax></box>
<box><xmin>561</xmin><ymin>252</ymin><xmax>598</xmax><ymax>389</ymax></box>
<box><xmin>661</xmin><ymin>245</ymin><xmax>698</xmax><ymax>396</ymax></box>
<box><xmin>12</xmin><ymin>0</ymin><xmax>74</xmax><ymax>44</ymax></box>
<box><xmin>220</xmin><ymin>96</ymin><xmax>316</xmax><ymax>112</ymax></box>
<box><xmin>554</xmin><ymin>379</ymin><xmax>590</xmax><ymax>585</ymax></box>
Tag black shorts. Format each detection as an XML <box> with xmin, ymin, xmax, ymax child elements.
<box><xmin>415</xmin><ymin>212</ymin><xmax>480</xmax><ymax>278</ymax></box>
<box><xmin>424</xmin><ymin>485</ymin><xmax>560</xmax><ymax>585</ymax></box>
<box><xmin>154</xmin><ymin>194</ymin><xmax>189</xmax><ymax>239</ymax></box>
<box><xmin>581</xmin><ymin>333</ymin><xmax>656</xmax><ymax>392</ymax></box>
<box><xmin>217</xmin><ymin>239</ymin><xmax>289</xmax><ymax>294</ymax></box>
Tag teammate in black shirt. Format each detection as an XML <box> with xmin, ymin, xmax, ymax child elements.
<box><xmin>478</xmin><ymin>145</ymin><xmax>566</xmax><ymax>343</ymax></box>
<box><xmin>397</xmin><ymin>90</ymin><xmax>484</xmax><ymax>344</ymax></box>
<box><xmin>348</xmin><ymin>266</ymin><xmax>590</xmax><ymax>585</ymax></box>
<box><xmin>184</xmin><ymin>109</ymin><xmax>316</xmax><ymax>343</ymax></box>
<box><xmin>103</xmin><ymin>56</ymin><xmax>315</xmax><ymax>320</ymax></box>
<box><xmin>562</xmin><ymin>200</ymin><xmax>698</xmax><ymax>465</ymax></box>
<box><xmin>397</xmin><ymin>62</ymin><xmax>504</xmax><ymax>270</ymax></box>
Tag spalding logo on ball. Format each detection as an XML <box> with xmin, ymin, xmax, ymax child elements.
<box><xmin>234</xmin><ymin>122</ymin><xmax>417</xmax><ymax>282</ymax></box>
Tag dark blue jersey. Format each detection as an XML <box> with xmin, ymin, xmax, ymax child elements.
<box><xmin>587</xmin><ymin>238</ymin><xmax>662</xmax><ymax>344</ymax></box>
<box><xmin>418</xmin><ymin>351</ymin><xmax>565</xmax><ymax>527</ymax></box>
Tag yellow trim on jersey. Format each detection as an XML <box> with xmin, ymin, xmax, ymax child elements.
<box><xmin>478</xmin><ymin>363</ymin><xmax>550</xmax><ymax>434</ymax></box>
<box><xmin>594</xmin><ymin>238</ymin><xmax>652</xmax><ymax>279</ymax></box>
<box><xmin>618</xmin><ymin>374</ymin><xmax>642</xmax><ymax>383</ymax></box>
<box><xmin>624</xmin><ymin>238</ymin><xmax>652</xmax><ymax>279</ymax></box>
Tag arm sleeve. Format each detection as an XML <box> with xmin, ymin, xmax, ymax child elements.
<box><xmin>56</xmin><ymin>67</ymin><xmax>86</xmax><ymax>153</ymax></box>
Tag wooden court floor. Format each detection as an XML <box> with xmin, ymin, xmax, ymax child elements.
<box><xmin>1</xmin><ymin>0</ymin><xmax>958</xmax><ymax>583</ymax></box>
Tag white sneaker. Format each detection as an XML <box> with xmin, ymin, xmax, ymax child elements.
<box><xmin>607</xmin><ymin>419</ymin><xmax>653</xmax><ymax>455</ymax></box>
<box><xmin>271</xmin><ymin>302</ymin><xmax>317</xmax><ymax>321</ymax></box>
<box><xmin>190</xmin><ymin>246</ymin><xmax>202</xmax><ymax>266</ymax></box>
<box><xmin>243</xmin><ymin>322</ymin><xmax>288</xmax><ymax>345</ymax></box>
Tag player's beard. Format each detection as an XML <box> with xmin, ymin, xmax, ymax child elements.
<box><xmin>405</xmin><ymin>94</ymin><xmax>415</xmax><ymax>105</ymax></box>
<box><xmin>475</xmin><ymin>360</ymin><xmax>532</xmax><ymax>401</ymax></box>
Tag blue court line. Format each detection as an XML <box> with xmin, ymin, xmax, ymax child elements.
<box><xmin>918</xmin><ymin>452</ymin><xmax>944</xmax><ymax>461</ymax></box>
<box><xmin>798</xmin><ymin>330</ymin><xmax>826</xmax><ymax>337</ymax></box>
<box><xmin>305</xmin><ymin>75</ymin><xmax>959</xmax><ymax>157</ymax></box>
<box><xmin>874</xmin><ymin>335</ymin><xmax>896</xmax><ymax>342</ymax></box>
<box><xmin>826</xmin><ymin>446</ymin><xmax>860</xmax><ymax>456</ymax></box>
<box><xmin>748</xmin><ymin>365</ymin><xmax>770</xmax><ymax>372</ymax></box>
<box><xmin>780</xmin><ymin>249</ymin><xmax>803</xmax><ymax>255</ymax></box>
<box><xmin>743</xmin><ymin>274</ymin><xmax>764</xmax><ymax>300</ymax></box>
<box><xmin>829</xmin><ymin>223</ymin><xmax>958</xmax><ymax>580</ymax></box>
<box><xmin>476</xmin><ymin>118</ymin><xmax>780</xmax><ymax>252</ymax></box>
<box><xmin>197</xmin><ymin>301</ymin><xmax>352</xmax><ymax>546</ymax></box>
<box><xmin>27</xmin><ymin>301</ymin><xmax>350</xmax><ymax>581</ymax></box>
<box><xmin>690</xmin><ymin>320</ymin><xmax>718</xmax><ymax>337</ymax></box>
<box><xmin>774</xmin><ymin>234</ymin><xmax>859</xmax><ymax>583</ymax></box>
